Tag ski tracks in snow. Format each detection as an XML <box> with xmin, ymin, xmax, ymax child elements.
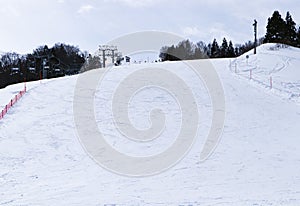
<box><xmin>230</xmin><ymin>46</ymin><xmax>300</xmax><ymax>103</ymax></box>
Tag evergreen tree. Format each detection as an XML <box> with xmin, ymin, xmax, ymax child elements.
<box><xmin>176</xmin><ymin>40</ymin><xmax>194</xmax><ymax>60</ymax></box>
<box><xmin>264</xmin><ymin>11</ymin><xmax>286</xmax><ymax>43</ymax></box>
<box><xmin>296</xmin><ymin>26</ymin><xmax>300</xmax><ymax>47</ymax></box>
<box><xmin>168</xmin><ymin>45</ymin><xmax>178</xmax><ymax>61</ymax></box>
<box><xmin>234</xmin><ymin>46</ymin><xmax>240</xmax><ymax>56</ymax></box>
<box><xmin>160</xmin><ymin>45</ymin><xmax>179</xmax><ymax>61</ymax></box>
<box><xmin>227</xmin><ymin>41</ymin><xmax>235</xmax><ymax>57</ymax></box>
<box><xmin>220</xmin><ymin>38</ymin><xmax>228</xmax><ymax>57</ymax></box>
<box><xmin>211</xmin><ymin>39</ymin><xmax>220</xmax><ymax>58</ymax></box>
<box><xmin>206</xmin><ymin>43</ymin><xmax>212</xmax><ymax>57</ymax></box>
<box><xmin>83</xmin><ymin>54</ymin><xmax>101</xmax><ymax>71</ymax></box>
<box><xmin>284</xmin><ymin>12</ymin><xmax>297</xmax><ymax>46</ymax></box>
<box><xmin>193</xmin><ymin>47</ymin><xmax>203</xmax><ymax>59</ymax></box>
<box><xmin>159</xmin><ymin>46</ymin><xmax>169</xmax><ymax>61</ymax></box>
<box><xmin>194</xmin><ymin>41</ymin><xmax>209</xmax><ymax>59</ymax></box>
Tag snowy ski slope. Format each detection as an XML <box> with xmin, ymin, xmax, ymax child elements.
<box><xmin>231</xmin><ymin>43</ymin><xmax>300</xmax><ymax>102</ymax></box>
<box><xmin>0</xmin><ymin>44</ymin><xmax>300</xmax><ymax>205</ymax></box>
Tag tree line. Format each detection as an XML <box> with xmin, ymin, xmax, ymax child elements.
<box><xmin>0</xmin><ymin>43</ymin><xmax>86</xmax><ymax>89</ymax></box>
<box><xmin>160</xmin><ymin>10</ymin><xmax>300</xmax><ymax>61</ymax></box>
<box><xmin>159</xmin><ymin>38</ymin><xmax>262</xmax><ymax>61</ymax></box>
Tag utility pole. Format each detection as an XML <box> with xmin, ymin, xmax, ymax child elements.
<box><xmin>253</xmin><ymin>19</ymin><xmax>257</xmax><ymax>54</ymax></box>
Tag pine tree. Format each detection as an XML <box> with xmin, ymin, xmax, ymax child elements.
<box><xmin>211</xmin><ymin>39</ymin><xmax>220</xmax><ymax>58</ymax></box>
<box><xmin>193</xmin><ymin>47</ymin><xmax>203</xmax><ymax>59</ymax></box>
<box><xmin>195</xmin><ymin>41</ymin><xmax>208</xmax><ymax>58</ymax></box>
<box><xmin>296</xmin><ymin>26</ymin><xmax>300</xmax><ymax>48</ymax></box>
<box><xmin>284</xmin><ymin>11</ymin><xmax>297</xmax><ymax>46</ymax></box>
<box><xmin>234</xmin><ymin>47</ymin><xmax>240</xmax><ymax>56</ymax></box>
<box><xmin>227</xmin><ymin>41</ymin><xmax>235</xmax><ymax>57</ymax></box>
<box><xmin>206</xmin><ymin>43</ymin><xmax>212</xmax><ymax>57</ymax></box>
<box><xmin>220</xmin><ymin>38</ymin><xmax>228</xmax><ymax>57</ymax></box>
<box><xmin>174</xmin><ymin>40</ymin><xmax>194</xmax><ymax>60</ymax></box>
<box><xmin>264</xmin><ymin>11</ymin><xmax>286</xmax><ymax>43</ymax></box>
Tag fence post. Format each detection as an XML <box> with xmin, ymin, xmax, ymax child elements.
<box><xmin>250</xmin><ymin>69</ymin><xmax>252</xmax><ymax>79</ymax></box>
<box><xmin>235</xmin><ymin>63</ymin><xmax>237</xmax><ymax>73</ymax></box>
<box><xmin>270</xmin><ymin>76</ymin><xmax>273</xmax><ymax>89</ymax></box>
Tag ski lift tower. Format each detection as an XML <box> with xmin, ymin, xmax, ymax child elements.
<box><xmin>98</xmin><ymin>45</ymin><xmax>119</xmax><ymax>68</ymax></box>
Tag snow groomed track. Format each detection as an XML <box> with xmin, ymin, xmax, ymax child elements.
<box><xmin>0</xmin><ymin>44</ymin><xmax>300</xmax><ymax>206</ymax></box>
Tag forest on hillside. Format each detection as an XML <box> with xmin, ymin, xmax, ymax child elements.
<box><xmin>0</xmin><ymin>43</ymin><xmax>87</xmax><ymax>89</ymax></box>
<box><xmin>160</xmin><ymin>11</ymin><xmax>300</xmax><ymax>61</ymax></box>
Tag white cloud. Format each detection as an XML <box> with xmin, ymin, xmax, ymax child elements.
<box><xmin>0</xmin><ymin>0</ymin><xmax>299</xmax><ymax>54</ymax></box>
<box><xmin>78</xmin><ymin>5</ymin><xmax>94</xmax><ymax>14</ymax></box>
<box><xmin>182</xmin><ymin>26</ymin><xmax>202</xmax><ymax>37</ymax></box>
<box><xmin>0</xmin><ymin>5</ymin><xmax>20</xmax><ymax>17</ymax></box>
<box><xmin>182</xmin><ymin>24</ymin><xmax>229</xmax><ymax>42</ymax></box>
<box><xmin>108</xmin><ymin>0</ymin><xmax>162</xmax><ymax>8</ymax></box>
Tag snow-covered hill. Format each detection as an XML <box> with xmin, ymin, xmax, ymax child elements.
<box><xmin>0</xmin><ymin>44</ymin><xmax>300</xmax><ymax>205</ymax></box>
<box><xmin>231</xmin><ymin>43</ymin><xmax>300</xmax><ymax>102</ymax></box>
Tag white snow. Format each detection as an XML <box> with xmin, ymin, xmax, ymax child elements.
<box><xmin>230</xmin><ymin>43</ymin><xmax>300</xmax><ymax>102</ymax></box>
<box><xmin>0</xmin><ymin>43</ymin><xmax>300</xmax><ymax>205</ymax></box>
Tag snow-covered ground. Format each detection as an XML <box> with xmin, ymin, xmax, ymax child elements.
<box><xmin>231</xmin><ymin>43</ymin><xmax>300</xmax><ymax>102</ymax></box>
<box><xmin>0</xmin><ymin>44</ymin><xmax>300</xmax><ymax>205</ymax></box>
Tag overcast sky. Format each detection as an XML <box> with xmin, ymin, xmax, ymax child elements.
<box><xmin>0</xmin><ymin>0</ymin><xmax>299</xmax><ymax>54</ymax></box>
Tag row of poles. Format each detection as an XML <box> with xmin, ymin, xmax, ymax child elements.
<box><xmin>0</xmin><ymin>83</ymin><xmax>26</xmax><ymax>120</ymax></box>
<box><xmin>231</xmin><ymin>61</ymin><xmax>273</xmax><ymax>89</ymax></box>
